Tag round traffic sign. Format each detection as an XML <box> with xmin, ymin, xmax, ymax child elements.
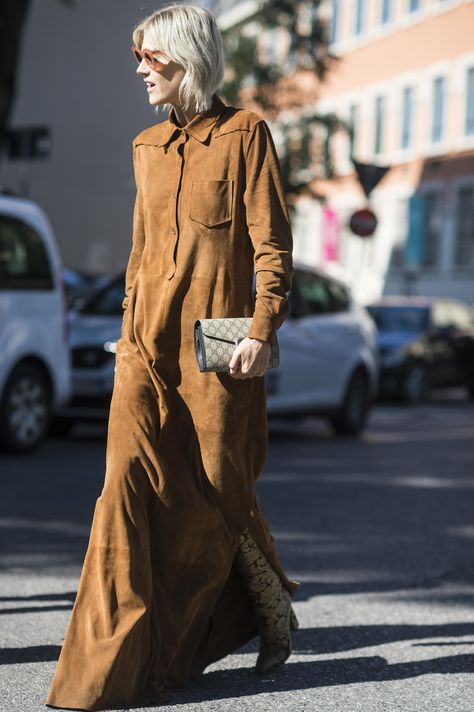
<box><xmin>349</xmin><ymin>208</ymin><xmax>377</xmax><ymax>237</ymax></box>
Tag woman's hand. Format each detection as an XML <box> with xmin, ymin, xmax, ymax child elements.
<box><xmin>228</xmin><ymin>337</ymin><xmax>271</xmax><ymax>378</ymax></box>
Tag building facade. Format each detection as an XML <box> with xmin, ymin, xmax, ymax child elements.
<box><xmin>318</xmin><ymin>0</ymin><xmax>474</xmax><ymax>304</ymax></box>
<box><xmin>2</xmin><ymin>0</ymin><xmax>473</xmax><ymax>306</ymax></box>
<box><xmin>0</xmin><ymin>0</ymin><xmax>170</xmax><ymax>275</ymax></box>
<box><xmin>218</xmin><ymin>0</ymin><xmax>474</xmax><ymax>305</ymax></box>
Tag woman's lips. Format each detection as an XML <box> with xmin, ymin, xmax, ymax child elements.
<box><xmin>147</xmin><ymin>83</ymin><xmax>155</xmax><ymax>92</ymax></box>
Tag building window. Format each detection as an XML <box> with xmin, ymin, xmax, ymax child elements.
<box><xmin>404</xmin><ymin>193</ymin><xmax>425</xmax><ymax>268</ymax></box>
<box><xmin>330</xmin><ymin>0</ymin><xmax>339</xmax><ymax>44</ymax></box>
<box><xmin>423</xmin><ymin>191</ymin><xmax>443</xmax><ymax>268</ymax></box>
<box><xmin>354</xmin><ymin>0</ymin><xmax>365</xmax><ymax>36</ymax></box>
<box><xmin>374</xmin><ymin>95</ymin><xmax>385</xmax><ymax>154</ymax></box>
<box><xmin>401</xmin><ymin>86</ymin><xmax>414</xmax><ymax>149</ymax></box>
<box><xmin>380</xmin><ymin>0</ymin><xmax>391</xmax><ymax>24</ymax></box>
<box><xmin>408</xmin><ymin>0</ymin><xmax>420</xmax><ymax>12</ymax></box>
<box><xmin>454</xmin><ymin>185</ymin><xmax>474</xmax><ymax>266</ymax></box>
<box><xmin>432</xmin><ymin>76</ymin><xmax>445</xmax><ymax>143</ymax></box>
<box><xmin>349</xmin><ymin>103</ymin><xmax>358</xmax><ymax>155</ymax></box>
<box><xmin>466</xmin><ymin>66</ymin><xmax>474</xmax><ymax>136</ymax></box>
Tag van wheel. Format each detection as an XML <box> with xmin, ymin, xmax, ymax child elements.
<box><xmin>0</xmin><ymin>364</ymin><xmax>51</xmax><ymax>453</ymax></box>
<box><xmin>329</xmin><ymin>369</ymin><xmax>371</xmax><ymax>436</ymax></box>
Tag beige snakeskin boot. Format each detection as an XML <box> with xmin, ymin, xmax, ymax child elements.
<box><xmin>236</xmin><ymin>526</ymin><xmax>299</xmax><ymax>674</ymax></box>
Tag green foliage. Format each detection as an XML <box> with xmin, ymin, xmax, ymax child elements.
<box><xmin>220</xmin><ymin>0</ymin><xmax>343</xmax><ymax>201</ymax></box>
<box><xmin>220</xmin><ymin>33</ymin><xmax>257</xmax><ymax>106</ymax></box>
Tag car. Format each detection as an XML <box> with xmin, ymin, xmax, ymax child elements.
<box><xmin>0</xmin><ymin>190</ymin><xmax>72</xmax><ymax>452</ymax></box>
<box><xmin>53</xmin><ymin>262</ymin><xmax>379</xmax><ymax>436</ymax></box>
<box><xmin>266</xmin><ymin>262</ymin><xmax>379</xmax><ymax>434</ymax></box>
<box><xmin>63</xmin><ymin>267</ymin><xmax>117</xmax><ymax>311</ymax></box>
<box><xmin>49</xmin><ymin>273</ymin><xmax>124</xmax><ymax>434</ymax></box>
<box><xmin>366</xmin><ymin>296</ymin><xmax>474</xmax><ymax>403</ymax></box>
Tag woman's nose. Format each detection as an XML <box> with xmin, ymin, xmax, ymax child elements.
<box><xmin>136</xmin><ymin>60</ymin><xmax>148</xmax><ymax>75</ymax></box>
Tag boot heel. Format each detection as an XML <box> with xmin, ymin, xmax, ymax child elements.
<box><xmin>290</xmin><ymin>608</ymin><xmax>299</xmax><ymax>630</ymax></box>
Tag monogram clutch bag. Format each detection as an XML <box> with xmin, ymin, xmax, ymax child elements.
<box><xmin>194</xmin><ymin>317</ymin><xmax>280</xmax><ymax>373</ymax></box>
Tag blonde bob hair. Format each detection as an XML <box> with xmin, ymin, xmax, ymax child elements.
<box><xmin>132</xmin><ymin>3</ymin><xmax>225</xmax><ymax>115</ymax></box>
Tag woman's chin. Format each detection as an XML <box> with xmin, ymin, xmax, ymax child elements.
<box><xmin>148</xmin><ymin>92</ymin><xmax>165</xmax><ymax>107</ymax></box>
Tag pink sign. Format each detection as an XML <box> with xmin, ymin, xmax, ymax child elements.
<box><xmin>322</xmin><ymin>206</ymin><xmax>340</xmax><ymax>262</ymax></box>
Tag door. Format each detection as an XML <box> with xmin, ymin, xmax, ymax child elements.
<box><xmin>268</xmin><ymin>268</ymin><xmax>353</xmax><ymax>411</ymax></box>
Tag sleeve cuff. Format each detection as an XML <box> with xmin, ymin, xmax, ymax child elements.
<box><xmin>247</xmin><ymin>313</ymin><xmax>276</xmax><ymax>343</ymax></box>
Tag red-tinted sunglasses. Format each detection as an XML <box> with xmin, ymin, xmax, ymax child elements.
<box><xmin>131</xmin><ymin>45</ymin><xmax>171</xmax><ymax>71</ymax></box>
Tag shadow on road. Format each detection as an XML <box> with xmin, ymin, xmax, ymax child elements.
<box><xmin>2</xmin><ymin>621</ymin><xmax>474</xmax><ymax>708</ymax></box>
<box><xmin>1</xmin><ymin>401</ymin><xmax>473</xmax><ymax>595</ymax></box>
<box><xmin>3</xmin><ymin>620</ymin><xmax>474</xmax><ymax>666</ymax></box>
<box><xmin>0</xmin><ymin>398</ymin><xmax>473</xmax><ymax>706</ymax></box>
<box><xmin>174</xmin><ymin>653</ymin><xmax>474</xmax><ymax>702</ymax></box>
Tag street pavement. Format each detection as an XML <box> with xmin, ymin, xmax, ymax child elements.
<box><xmin>1</xmin><ymin>390</ymin><xmax>473</xmax><ymax>711</ymax></box>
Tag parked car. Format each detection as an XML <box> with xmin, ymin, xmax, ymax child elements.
<box><xmin>63</xmin><ymin>267</ymin><xmax>117</xmax><ymax>311</ymax></box>
<box><xmin>0</xmin><ymin>191</ymin><xmax>71</xmax><ymax>452</ymax></box>
<box><xmin>54</xmin><ymin>262</ymin><xmax>379</xmax><ymax>436</ymax></box>
<box><xmin>267</xmin><ymin>263</ymin><xmax>379</xmax><ymax>434</ymax></box>
<box><xmin>367</xmin><ymin>296</ymin><xmax>474</xmax><ymax>403</ymax></box>
<box><xmin>50</xmin><ymin>273</ymin><xmax>124</xmax><ymax>434</ymax></box>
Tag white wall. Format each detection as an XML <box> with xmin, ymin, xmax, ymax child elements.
<box><xmin>0</xmin><ymin>0</ymin><xmax>167</xmax><ymax>274</ymax></box>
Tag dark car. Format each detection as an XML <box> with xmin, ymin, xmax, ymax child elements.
<box><xmin>63</xmin><ymin>266</ymin><xmax>115</xmax><ymax>310</ymax></box>
<box><xmin>367</xmin><ymin>296</ymin><xmax>474</xmax><ymax>403</ymax></box>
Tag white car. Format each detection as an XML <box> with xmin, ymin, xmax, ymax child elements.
<box><xmin>56</xmin><ymin>262</ymin><xmax>379</xmax><ymax>436</ymax></box>
<box><xmin>0</xmin><ymin>190</ymin><xmax>71</xmax><ymax>452</ymax></box>
<box><xmin>266</xmin><ymin>261</ymin><xmax>379</xmax><ymax>434</ymax></box>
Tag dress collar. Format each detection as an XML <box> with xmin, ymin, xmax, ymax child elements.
<box><xmin>159</xmin><ymin>92</ymin><xmax>227</xmax><ymax>147</ymax></box>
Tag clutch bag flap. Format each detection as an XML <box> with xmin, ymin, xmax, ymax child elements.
<box><xmin>194</xmin><ymin>317</ymin><xmax>279</xmax><ymax>372</ymax></box>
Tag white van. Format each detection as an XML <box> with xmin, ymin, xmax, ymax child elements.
<box><xmin>0</xmin><ymin>189</ymin><xmax>71</xmax><ymax>452</ymax></box>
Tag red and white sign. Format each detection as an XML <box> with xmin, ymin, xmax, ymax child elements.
<box><xmin>349</xmin><ymin>208</ymin><xmax>377</xmax><ymax>237</ymax></box>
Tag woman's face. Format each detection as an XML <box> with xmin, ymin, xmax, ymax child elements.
<box><xmin>136</xmin><ymin>28</ymin><xmax>185</xmax><ymax>107</ymax></box>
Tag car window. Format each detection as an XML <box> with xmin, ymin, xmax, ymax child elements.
<box><xmin>80</xmin><ymin>277</ymin><xmax>126</xmax><ymax>316</ymax></box>
<box><xmin>367</xmin><ymin>305</ymin><xmax>430</xmax><ymax>332</ymax></box>
<box><xmin>287</xmin><ymin>277</ymin><xmax>308</xmax><ymax>318</ymax></box>
<box><xmin>294</xmin><ymin>269</ymin><xmax>332</xmax><ymax>316</ymax></box>
<box><xmin>325</xmin><ymin>279</ymin><xmax>350</xmax><ymax>312</ymax></box>
<box><xmin>0</xmin><ymin>214</ymin><xmax>53</xmax><ymax>290</ymax></box>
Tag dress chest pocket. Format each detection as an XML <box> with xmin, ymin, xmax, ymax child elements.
<box><xmin>189</xmin><ymin>179</ymin><xmax>234</xmax><ymax>228</ymax></box>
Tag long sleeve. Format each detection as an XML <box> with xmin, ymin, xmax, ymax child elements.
<box><xmin>243</xmin><ymin>119</ymin><xmax>293</xmax><ymax>344</ymax></box>
<box><xmin>122</xmin><ymin>144</ymin><xmax>145</xmax><ymax>313</ymax></box>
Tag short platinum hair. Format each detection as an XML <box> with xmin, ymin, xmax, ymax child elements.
<box><xmin>132</xmin><ymin>3</ymin><xmax>225</xmax><ymax>115</ymax></box>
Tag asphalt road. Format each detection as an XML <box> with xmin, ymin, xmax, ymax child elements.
<box><xmin>1</xmin><ymin>391</ymin><xmax>473</xmax><ymax>711</ymax></box>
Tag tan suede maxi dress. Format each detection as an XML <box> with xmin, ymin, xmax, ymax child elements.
<box><xmin>45</xmin><ymin>92</ymin><xmax>298</xmax><ymax>711</ymax></box>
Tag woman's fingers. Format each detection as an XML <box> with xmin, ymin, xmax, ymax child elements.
<box><xmin>228</xmin><ymin>348</ymin><xmax>242</xmax><ymax>375</ymax></box>
<box><xmin>229</xmin><ymin>339</ymin><xmax>270</xmax><ymax>379</ymax></box>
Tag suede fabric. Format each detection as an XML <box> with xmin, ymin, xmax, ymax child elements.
<box><xmin>45</xmin><ymin>92</ymin><xmax>298</xmax><ymax>711</ymax></box>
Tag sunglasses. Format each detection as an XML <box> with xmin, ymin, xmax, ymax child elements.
<box><xmin>131</xmin><ymin>45</ymin><xmax>171</xmax><ymax>71</ymax></box>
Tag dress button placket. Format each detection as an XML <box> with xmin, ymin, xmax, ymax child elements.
<box><xmin>167</xmin><ymin>132</ymin><xmax>187</xmax><ymax>280</ymax></box>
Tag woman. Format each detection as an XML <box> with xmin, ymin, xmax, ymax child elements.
<box><xmin>45</xmin><ymin>4</ymin><xmax>298</xmax><ymax>710</ymax></box>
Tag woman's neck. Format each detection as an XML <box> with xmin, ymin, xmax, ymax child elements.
<box><xmin>173</xmin><ymin>105</ymin><xmax>199</xmax><ymax>127</ymax></box>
